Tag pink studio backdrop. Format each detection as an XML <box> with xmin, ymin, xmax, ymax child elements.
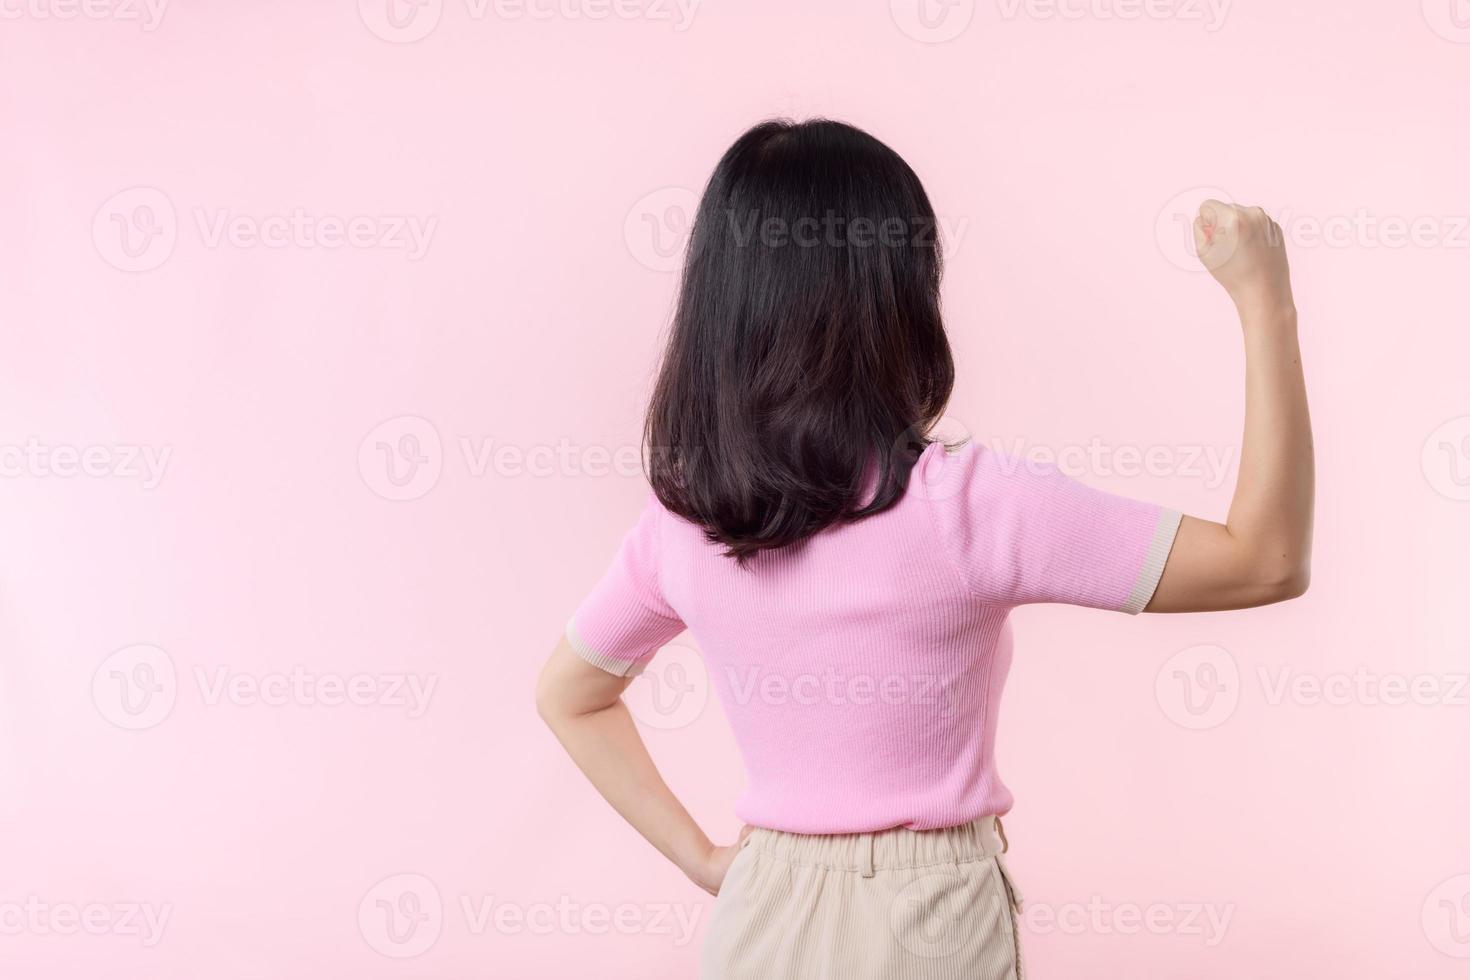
<box><xmin>2</xmin><ymin>2</ymin><xmax>1468</xmax><ymax>978</ymax></box>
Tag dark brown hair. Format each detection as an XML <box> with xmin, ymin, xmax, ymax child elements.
<box><xmin>645</xmin><ymin>118</ymin><xmax>954</xmax><ymax>562</ymax></box>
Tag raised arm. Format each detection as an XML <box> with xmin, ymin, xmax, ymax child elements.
<box><xmin>1146</xmin><ymin>200</ymin><xmax>1313</xmax><ymax>612</ymax></box>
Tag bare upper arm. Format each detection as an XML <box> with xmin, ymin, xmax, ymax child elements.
<box><xmin>1144</xmin><ymin>514</ymin><xmax>1309</xmax><ymax>613</ymax></box>
<box><xmin>535</xmin><ymin>636</ymin><xmax>634</xmax><ymax>719</ymax></box>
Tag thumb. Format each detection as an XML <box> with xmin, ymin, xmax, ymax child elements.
<box><xmin>1194</xmin><ymin>199</ymin><xmax>1238</xmax><ymax>270</ymax></box>
<box><xmin>1193</xmin><ymin>198</ymin><xmax>1227</xmax><ymax>257</ymax></box>
<box><xmin>1192</xmin><ymin>214</ymin><xmax>1211</xmax><ymax>260</ymax></box>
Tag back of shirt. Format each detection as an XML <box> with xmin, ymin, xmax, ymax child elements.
<box><xmin>566</xmin><ymin>440</ymin><xmax>1180</xmax><ymax>834</ymax></box>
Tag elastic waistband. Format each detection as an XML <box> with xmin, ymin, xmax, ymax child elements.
<box><xmin>742</xmin><ymin>816</ymin><xmax>1006</xmax><ymax>876</ymax></box>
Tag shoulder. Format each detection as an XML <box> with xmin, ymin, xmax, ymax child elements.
<box><xmin>913</xmin><ymin>438</ymin><xmax>1064</xmax><ymax>510</ymax></box>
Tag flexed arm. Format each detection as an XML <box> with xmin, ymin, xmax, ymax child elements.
<box><xmin>1147</xmin><ymin>201</ymin><xmax>1314</xmax><ymax>612</ymax></box>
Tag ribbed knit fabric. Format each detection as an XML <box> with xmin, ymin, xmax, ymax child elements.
<box><xmin>569</xmin><ymin>440</ymin><xmax>1180</xmax><ymax>834</ymax></box>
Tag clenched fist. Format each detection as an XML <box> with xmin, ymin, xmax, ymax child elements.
<box><xmin>1193</xmin><ymin>200</ymin><xmax>1295</xmax><ymax>319</ymax></box>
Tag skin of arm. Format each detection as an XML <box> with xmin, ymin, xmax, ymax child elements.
<box><xmin>534</xmin><ymin>641</ymin><xmax>751</xmax><ymax>895</ymax></box>
<box><xmin>1146</xmin><ymin>200</ymin><xmax>1314</xmax><ymax>612</ymax></box>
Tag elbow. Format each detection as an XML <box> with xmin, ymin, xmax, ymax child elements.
<box><xmin>1257</xmin><ymin>556</ymin><xmax>1311</xmax><ymax>604</ymax></box>
<box><xmin>1271</xmin><ymin>569</ymin><xmax>1310</xmax><ymax>603</ymax></box>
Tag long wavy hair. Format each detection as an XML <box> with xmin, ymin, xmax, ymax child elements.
<box><xmin>645</xmin><ymin>118</ymin><xmax>954</xmax><ymax>563</ymax></box>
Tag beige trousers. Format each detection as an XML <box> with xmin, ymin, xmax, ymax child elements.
<box><xmin>701</xmin><ymin>816</ymin><xmax>1023</xmax><ymax>979</ymax></box>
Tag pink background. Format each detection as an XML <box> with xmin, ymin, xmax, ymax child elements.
<box><xmin>4</xmin><ymin>2</ymin><xmax>1470</xmax><ymax>977</ymax></box>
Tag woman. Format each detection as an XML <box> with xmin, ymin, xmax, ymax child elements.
<box><xmin>536</xmin><ymin>118</ymin><xmax>1312</xmax><ymax>978</ymax></box>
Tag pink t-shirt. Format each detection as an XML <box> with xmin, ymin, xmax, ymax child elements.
<box><xmin>567</xmin><ymin>440</ymin><xmax>1181</xmax><ymax>835</ymax></box>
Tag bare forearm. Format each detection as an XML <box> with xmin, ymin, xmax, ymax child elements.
<box><xmin>1227</xmin><ymin>306</ymin><xmax>1313</xmax><ymax>587</ymax></box>
<box><xmin>535</xmin><ymin>640</ymin><xmax>744</xmax><ymax>895</ymax></box>
<box><xmin>541</xmin><ymin>697</ymin><xmax>712</xmax><ymax>874</ymax></box>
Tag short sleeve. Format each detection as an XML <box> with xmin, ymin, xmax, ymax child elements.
<box><xmin>566</xmin><ymin>494</ymin><xmax>685</xmax><ymax>676</ymax></box>
<box><xmin>920</xmin><ymin>441</ymin><xmax>1182</xmax><ymax>614</ymax></box>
